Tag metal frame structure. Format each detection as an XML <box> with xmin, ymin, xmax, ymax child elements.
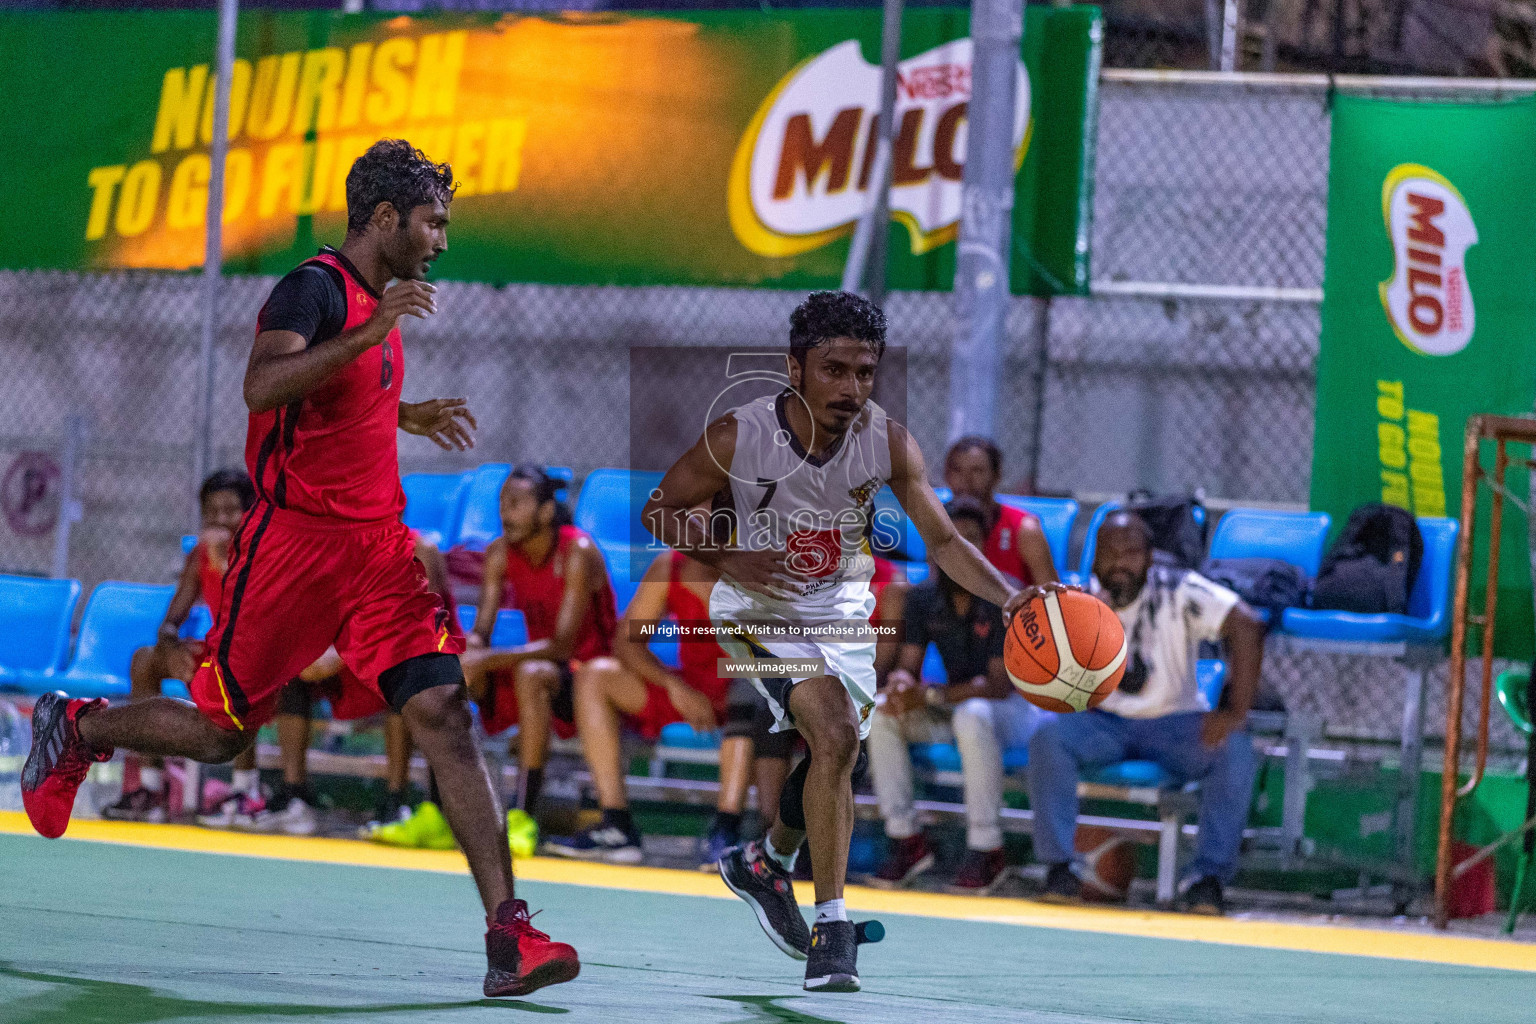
<box><xmin>1434</xmin><ymin>414</ymin><xmax>1536</xmax><ymax>928</ymax></box>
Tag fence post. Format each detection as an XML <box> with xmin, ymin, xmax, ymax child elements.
<box><xmin>194</xmin><ymin>0</ymin><xmax>239</xmax><ymax>525</ymax></box>
<box><xmin>50</xmin><ymin>416</ymin><xmax>86</xmax><ymax>581</ymax></box>
<box><xmin>841</xmin><ymin>0</ymin><xmax>904</xmax><ymax>306</ymax></box>
<box><xmin>948</xmin><ymin>0</ymin><xmax>1021</xmax><ymax>443</ymax></box>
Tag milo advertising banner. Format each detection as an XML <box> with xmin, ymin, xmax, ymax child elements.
<box><xmin>1313</xmin><ymin>95</ymin><xmax>1536</xmax><ymax>654</ymax></box>
<box><xmin>0</xmin><ymin>7</ymin><xmax>1099</xmax><ymax>293</ymax></box>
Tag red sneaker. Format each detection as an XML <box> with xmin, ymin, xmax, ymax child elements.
<box><xmin>22</xmin><ymin>693</ymin><xmax>111</xmax><ymax>839</ymax></box>
<box><xmin>483</xmin><ymin>898</ymin><xmax>580</xmax><ymax>997</ymax></box>
<box><xmin>868</xmin><ymin>833</ymin><xmax>934</xmax><ymax>889</ymax></box>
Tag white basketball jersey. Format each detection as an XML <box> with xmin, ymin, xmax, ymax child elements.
<box><xmin>712</xmin><ymin>390</ymin><xmax>892</xmax><ymax>625</ymax></box>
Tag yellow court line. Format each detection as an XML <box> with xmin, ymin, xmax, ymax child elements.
<box><xmin>3</xmin><ymin>811</ymin><xmax>1534</xmax><ymax>974</ymax></box>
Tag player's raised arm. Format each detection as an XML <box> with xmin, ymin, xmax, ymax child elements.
<box><xmin>888</xmin><ymin>421</ymin><xmax>1016</xmax><ymax>612</ymax></box>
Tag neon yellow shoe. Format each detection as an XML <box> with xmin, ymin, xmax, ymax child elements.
<box><xmin>370</xmin><ymin>801</ymin><xmax>457</xmax><ymax>850</ymax></box>
<box><xmin>507</xmin><ymin>808</ymin><xmax>539</xmax><ymax>859</ymax></box>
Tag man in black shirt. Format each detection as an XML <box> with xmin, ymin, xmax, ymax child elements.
<box><xmin>866</xmin><ymin>498</ymin><xmax>1044</xmax><ymax>894</ymax></box>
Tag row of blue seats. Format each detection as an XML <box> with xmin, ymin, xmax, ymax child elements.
<box><xmin>559</xmin><ymin>469</ymin><xmax>1459</xmax><ymax>646</ymax></box>
<box><xmin>0</xmin><ymin>573</ymin><xmax>565</xmax><ymax>701</ymax></box>
<box><xmin>403</xmin><ymin>465</ymin><xmax>572</xmax><ymax>551</ymax></box>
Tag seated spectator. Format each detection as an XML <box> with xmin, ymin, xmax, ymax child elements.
<box><xmin>104</xmin><ymin>470</ymin><xmax>267</xmax><ymax>824</ymax></box>
<box><xmin>1026</xmin><ymin>511</ymin><xmax>1263</xmax><ymax>914</ymax></box>
<box><xmin>867</xmin><ymin>498</ymin><xmax>1044</xmax><ymax>893</ymax></box>
<box><xmin>543</xmin><ymin>548</ymin><xmax>736</xmax><ymax>863</ymax></box>
<box><xmin>944</xmin><ymin>436</ymin><xmax>1056</xmax><ymax>587</ymax></box>
<box><xmin>460</xmin><ymin>467</ymin><xmax>617</xmax><ymax>853</ymax></box>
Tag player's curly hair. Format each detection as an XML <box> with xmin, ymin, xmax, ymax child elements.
<box><xmin>199</xmin><ymin>468</ymin><xmax>255</xmax><ymax>511</ymax></box>
<box><xmin>345</xmin><ymin>139</ymin><xmax>457</xmax><ymax>233</ymax></box>
<box><xmin>788</xmin><ymin>290</ymin><xmax>887</xmax><ymax>365</ymax></box>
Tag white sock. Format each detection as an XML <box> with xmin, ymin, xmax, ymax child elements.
<box><xmin>232</xmin><ymin>769</ymin><xmax>260</xmax><ymax>796</ymax></box>
<box><xmin>764</xmin><ymin>836</ymin><xmax>799</xmax><ymax>872</ymax></box>
<box><xmin>139</xmin><ymin>767</ymin><xmax>165</xmax><ymax>794</ymax></box>
<box><xmin>814</xmin><ymin>899</ymin><xmax>847</xmax><ymax>924</ymax></box>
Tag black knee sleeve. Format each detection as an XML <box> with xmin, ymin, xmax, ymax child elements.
<box><xmin>777</xmin><ymin>743</ymin><xmax>868</xmax><ymax>832</ymax></box>
<box><xmin>779</xmin><ymin>754</ymin><xmax>810</xmax><ymax>831</ymax></box>
<box><xmin>276</xmin><ymin>678</ymin><xmax>312</xmax><ymax>718</ymax></box>
<box><xmin>379</xmin><ymin>652</ymin><xmax>464</xmax><ymax>713</ymax></box>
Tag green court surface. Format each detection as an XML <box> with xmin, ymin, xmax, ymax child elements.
<box><xmin>1</xmin><ymin>833</ymin><xmax>1532</xmax><ymax>1024</ymax></box>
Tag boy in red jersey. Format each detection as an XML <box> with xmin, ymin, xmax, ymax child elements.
<box><xmin>22</xmin><ymin>140</ymin><xmax>578</xmax><ymax>998</ymax></box>
<box><xmin>943</xmin><ymin>436</ymin><xmax>1057</xmax><ymax>588</ymax></box>
<box><xmin>102</xmin><ymin>469</ymin><xmax>254</xmax><ymax>823</ymax></box>
<box><xmin>542</xmin><ymin>546</ymin><xmax>733</xmax><ymax>863</ymax></box>
<box><xmin>459</xmin><ymin>467</ymin><xmax>617</xmax><ymax>837</ymax></box>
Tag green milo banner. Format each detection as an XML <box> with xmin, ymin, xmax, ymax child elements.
<box><xmin>0</xmin><ymin>7</ymin><xmax>1099</xmax><ymax>294</ymax></box>
<box><xmin>1313</xmin><ymin>94</ymin><xmax>1536</xmax><ymax>655</ymax></box>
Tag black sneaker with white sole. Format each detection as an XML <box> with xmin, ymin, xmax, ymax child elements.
<box><xmin>718</xmin><ymin>841</ymin><xmax>810</xmax><ymax>960</ymax></box>
<box><xmin>542</xmin><ymin>825</ymin><xmax>643</xmax><ymax>864</ymax></box>
<box><xmin>804</xmin><ymin>920</ymin><xmax>859</xmax><ymax>992</ymax></box>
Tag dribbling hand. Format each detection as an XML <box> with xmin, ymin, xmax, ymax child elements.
<box><xmin>1002</xmin><ymin>581</ymin><xmax>1081</xmax><ymax>623</ymax></box>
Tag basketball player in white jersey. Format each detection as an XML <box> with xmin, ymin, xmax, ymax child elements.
<box><xmin>643</xmin><ymin>291</ymin><xmax>1026</xmax><ymax>991</ymax></box>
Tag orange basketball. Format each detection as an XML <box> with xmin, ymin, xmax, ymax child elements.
<box><xmin>1004</xmin><ymin>589</ymin><xmax>1127</xmax><ymax>712</ymax></box>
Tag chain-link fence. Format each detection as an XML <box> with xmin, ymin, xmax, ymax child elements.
<box><xmin>2</xmin><ymin>71</ymin><xmax>1532</xmax><ymax>755</ymax></box>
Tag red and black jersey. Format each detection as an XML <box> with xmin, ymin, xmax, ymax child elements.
<box><xmin>246</xmin><ymin>246</ymin><xmax>405</xmax><ymax>522</ymax></box>
<box><xmin>503</xmin><ymin>525</ymin><xmax>617</xmax><ymax>663</ymax></box>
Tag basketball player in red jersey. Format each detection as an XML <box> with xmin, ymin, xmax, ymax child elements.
<box><xmin>460</xmin><ymin>467</ymin><xmax>617</xmax><ymax>827</ymax></box>
<box><xmin>22</xmin><ymin>140</ymin><xmax>579</xmax><ymax>998</ymax></box>
<box><xmin>944</xmin><ymin>436</ymin><xmax>1057</xmax><ymax>587</ymax></box>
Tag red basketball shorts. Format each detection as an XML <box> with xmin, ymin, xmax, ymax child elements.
<box><xmin>189</xmin><ymin>503</ymin><xmax>464</xmax><ymax>732</ymax></box>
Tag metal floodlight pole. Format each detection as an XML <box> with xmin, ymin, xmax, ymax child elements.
<box><xmin>194</xmin><ymin>0</ymin><xmax>238</xmax><ymax>525</ymax></box>
<box><xmin>947</xmin><ymin>0</ymin><xmax>1021</xmax><ymax>442</ymax></box>
<box><xmin>841</xmin><ymin>0</ymin><xmax>904</xmax><ymax>305</ymax></box>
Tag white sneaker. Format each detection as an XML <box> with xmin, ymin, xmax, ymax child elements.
<box><xmin>247</xmin><ymin>797</ymin><xmax>318</xmax><ymax>836</ymax></box>
<box><xmin>197</xmin><ymin>792</ymin><xmax>264</xmax><ymax>830</ymax></box>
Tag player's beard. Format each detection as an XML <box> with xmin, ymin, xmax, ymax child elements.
<box><xmin>1101</xmin><ymin>570</ymin><xmax>1145</xmax><ymax>609</ymax></box>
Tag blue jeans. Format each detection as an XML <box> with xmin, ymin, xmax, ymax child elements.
<box><xmin>1026</xmin><ymin>710</ymin><xmax>1257</xmax><ymax>884</ymax></box>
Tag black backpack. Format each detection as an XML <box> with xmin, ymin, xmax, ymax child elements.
<box><xmin>1201</xmin><ymin>557</ymin><xmax>1309</xmax><ymax>622</ymax></box>
<box><xmin>1311</xmin><ymin>503</ymin><xmax>1423</xmax><ymax>614</ymax></box>
<box><xmin>1125</xmin><ymin>490</ymin><xmax>1208</xmax><ymax>569</ymax></box>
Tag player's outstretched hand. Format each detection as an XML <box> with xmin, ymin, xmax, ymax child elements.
<box><xmin>371</xmin><ymin>280</ymin><xmax>437</xmax><ymax>333</ymax></box>
<box><xmin>401</xmin><ymin>398</ymin><xmax>477</xmax><ymax>451</ymax></box>
<box><xmin>1002</xmin><ymin>581</ymin><xmax>1081</xmax><ymax>623</ymax></box>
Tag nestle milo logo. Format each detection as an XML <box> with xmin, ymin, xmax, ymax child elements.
<box><xmin>1378</xmin><ymin>163</ymin><xmax>1478</xmax><ymax>357</ymax></box>
<box><xmin>728</xmin><ymin>39</ymin><xmax>1029</xmax><ymax>259</ymax></box>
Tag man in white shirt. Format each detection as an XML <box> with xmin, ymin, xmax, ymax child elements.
<box><xmin>1026</xmin><ymin>511</ymin><xmax>1265</xmax><ymax>914</ymax></box>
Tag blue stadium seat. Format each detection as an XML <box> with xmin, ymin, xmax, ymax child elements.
<box><xmin>901</xmin><ymin>560</ymin><xmax>930</xmax><ymax>585</ymax></box>
<box><xmin>546</xmin><ymin>466</ymin><xmax>573</xmax><ymax>503</ymax></box>
<box><xmin>179</xmin><ymin>603</ymin><xmax>214</xmax><ymax>641</ymax></box>
<box><xmin>600</xmin><ymin>541</ymin><xmax>655</xmax><ymax>619</ymax></box>
<box><xmin>0</xmin><ymin>575</ymin><xmax>81</xmax><ymax>688</ymax></box>
<box><xmin>402</xmin><ymin>471</ymin><xmax>470</xmax><ymax>549</ymax></box>
<box><xmin>574</xmin><ymin>468</ymin><xmax>665</xmax><ymax>549</ymax></box>
<box><xmin>1280</xmin><ymin>517</ymin><xmax>1457</xmax><ymax>643</ymax></box>
<box><xmin>657</xmin><ymin>721</ymin><xmax>722</xmax><ymax>749</ymax></box>
<box><xmin>650</xmin><ymin>631</ymin><xmax>681</xmax><ymax>670</ymax></box>
<box><xmin>1208</xmin><ymin>508</ymin><xmax>1331</xmax><ymax>577</ymax></box>
<box><xmin>55</xmin><ymin>582</ymin><xmax>176</xmax><ymax>699</ymax></box>
<box><xmin>920</xmin><ymin>642</ymin><xmax>947</xmax><ymax>683</ymax></box>
<box><xmin>181</xmin><ymin>534</ymin><xmax>198</xmax><ymax>556</ymax></box>
<box><xmin>997</xmin><ymin>495</ymin><xmax>1079</xmax><ymax>580</ymax></box>
<box><xmin>870</xmin><ymin>486</ymin><xmax>922</xmax><ymax>561</ymax></box>
<box><xmin>454</xmin><ymin>463</ymin><xmax>513</xmax><ymax>552</ymax></box>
